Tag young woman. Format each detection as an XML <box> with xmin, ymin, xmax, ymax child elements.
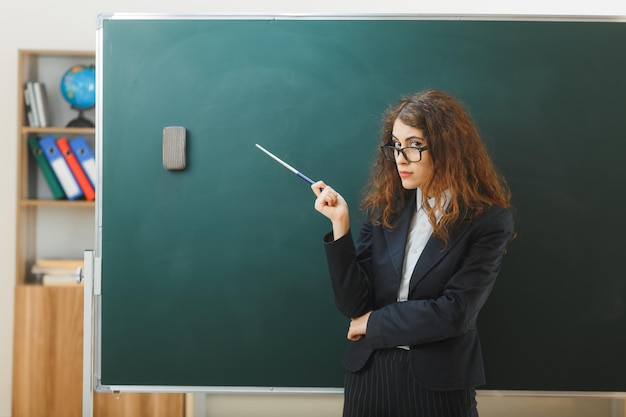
<box><xmin>311</xmin><ymin>90</ymin><xmax>514</xmax><ymax>417</ymax></box>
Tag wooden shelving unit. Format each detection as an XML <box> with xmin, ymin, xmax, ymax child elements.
<box><xmin>15</xmin><ymin>50</ymin><xmax>97</xmax><ymax>286</ymax></box>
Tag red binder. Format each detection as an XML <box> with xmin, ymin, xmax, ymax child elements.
<box><xmin>56</xmin><ymin>137</ymin><xmax>95</xmax><ymax>201</ymax></box>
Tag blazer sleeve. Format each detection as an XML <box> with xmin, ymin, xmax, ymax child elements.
<box><xmin>366</xmin><ymin>207</ymin><xmax>513</xmax><ymax>349</ymax></box>
<box><xmin>323</xmin><ymin>218</ymin><xmax>376</xmax><ymax>318</ymax></box>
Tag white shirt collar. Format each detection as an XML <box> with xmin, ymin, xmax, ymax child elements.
<box><xmin>415</xmin><ymin>188</ymin><xmax>450</xmax><ymax>223</ymax></box>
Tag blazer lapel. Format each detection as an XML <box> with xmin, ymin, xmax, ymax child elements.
<box><xmin>408</xmin><ymin>217</ymin><xmax>472</xmax><ymax>292</ymax></box>
<box><xmin>383</xmin><ymin>194</ymin><xmax>417</xmax><ymax>276</ymax></box>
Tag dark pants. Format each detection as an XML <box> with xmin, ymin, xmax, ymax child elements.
<box><xmin>343</xmin><ymin>348</ymin><xmax>478</xmax><ymax>417</ymax></box>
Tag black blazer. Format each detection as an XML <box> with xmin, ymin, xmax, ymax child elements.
<box><xmin>323</xmin><ymin>190</ymin><xmax>513</xmax><ymax>390</ymax></box>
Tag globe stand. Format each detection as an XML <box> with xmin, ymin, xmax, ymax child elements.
<box><xmin>66</xmin><ymin>108</ymin><xmax>94</xmax><ymax>128</ymax></box>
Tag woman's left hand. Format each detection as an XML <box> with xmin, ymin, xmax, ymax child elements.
<box><xmin>347</xmin><ymin>311</ymin><xmax>372</xmax><ymax>341</ymax></box>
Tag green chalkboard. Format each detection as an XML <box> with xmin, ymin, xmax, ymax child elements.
<box><xmin>99</xmin><ymin>16</ymin><xmax>626</xmax><ymax>391</ymax></box>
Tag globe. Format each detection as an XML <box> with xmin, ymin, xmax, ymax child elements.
<box><xmin>60</xmin><ymin>65</ymin><xmax>95</xmax><ymax>127</ymax></box>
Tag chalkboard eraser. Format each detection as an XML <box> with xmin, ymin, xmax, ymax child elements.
<box><xmin>163</xmin><ymin>126</ymin><xmax>186</xmax><ymax>170</ymax></box>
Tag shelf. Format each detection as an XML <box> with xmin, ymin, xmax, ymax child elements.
<box><xmin>14</xmin><ymin>49</ymin><xmax>96</xmax><ymax>417</ymax></box>
<box><xmin>19</xmin><ymin>199</ymin><xmax>95</xmax><ymax>208</ymax></box>
<box><xmin>22</xmin><ymin>126</ymin><xmax>95</xmax><ymax>135</ymax></box>
<box><xmin>15</xmin><ymin>49</ymin><xmax>97</xmax><ymax>285</ymax></box>
<box><xmin>19</xmin><ymin>49</ymin><xmax>94</xmax><ymax>57</ymax></box>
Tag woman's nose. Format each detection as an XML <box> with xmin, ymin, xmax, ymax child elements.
<box><xmin>395</xmin><ymin>149</ymin><xmax>409</xmax><ymax>164</ymax></box>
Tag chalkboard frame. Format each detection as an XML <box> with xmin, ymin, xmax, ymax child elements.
<box><xmin>88</xmin><ymin>13</ymin><xmax>626</xmax><ymax>397</ymax></box>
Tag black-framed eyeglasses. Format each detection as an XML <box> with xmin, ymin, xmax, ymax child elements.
<box><xmin>380</xmin><ymin>144</ymin><xmax>429</xmax><ymax>162</ymax></box>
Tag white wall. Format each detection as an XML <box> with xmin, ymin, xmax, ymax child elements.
<box><xmin>195</xmin><ymin>393</ymin><xmax>626</xmax><ymax>417</ymax></box>
<box><xmin>0</xmin><ymin>1</ymin><xmax>625</xmax><ymax>417</ymax></box>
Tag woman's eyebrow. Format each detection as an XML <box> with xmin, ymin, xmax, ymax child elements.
<box><xmin>391</xmin><ymin>134</ymin><xmax>425</xmax><ymax>141</ymax></box>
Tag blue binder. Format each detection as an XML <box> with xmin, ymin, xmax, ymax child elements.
<box><xmin>39</xmin><ymin>135</ymin><xmax>83</xmax><ymax>200</ymax></box>
<box><xmin>69</xmin><ymin>136</ymin><xmax>96</xmax><ymax>188</ymax></box>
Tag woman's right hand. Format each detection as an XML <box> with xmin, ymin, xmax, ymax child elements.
<box><xmin>311</xmin><ymin>181</ymin><xmax>350</xmax><ymax>240</ymax></box>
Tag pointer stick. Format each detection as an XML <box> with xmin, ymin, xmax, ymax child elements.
<box><xmin>255</xmin><ymin>144</ymin><xmax>316</xmax><ymax>185</ymax></box>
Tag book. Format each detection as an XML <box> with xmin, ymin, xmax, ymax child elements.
<box><xmin>27</xmin><ymin>136</ymin><xmax>65</xmax><ymax>199</ymax></box>
<box><xmin>32</xmin><ymin>258</ymin><xmax>83</xmax><ymax>272</ymax></box>
<box><xmin>68</xmin><ymin>136</ymin><xmax>96</xmax><ymax>189</ymax></box>
<box><xmin>41</xmin><ymin>274</ymin><xmax>84</xmax><ymax>286</ymax></box>
<box><xmin>32</xmin><ymin>82</ymin><xmax>50</xmax><ymax>128</ymax></box>
<box><xmin>38</xmin><ymin>135</ymin><xmax>83</xmax><ymax>200</ymax></box>
<box><xmin>23</xmin><ymin>85</ymin><xmax>36</xmax><ymax>127</ymax></box>
<box><xmin>32</xmin><ymin>258</ymin><xmax>83</xmax><ymax>286</ymax></box>
<box><xmin>56</xmin><ymin>137</ymin><xmax>95</xmax><ymax>200</ymax></box>
<box><xmin>24</xmin><ymin>82</ymin><xmax>40</xmax><ymax>127</ymax></box>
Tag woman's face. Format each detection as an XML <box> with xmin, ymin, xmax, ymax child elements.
<box><xmin>391</xmin><ymin>118</ymin><xmax>434</xmax><ymax>190</ymax></box>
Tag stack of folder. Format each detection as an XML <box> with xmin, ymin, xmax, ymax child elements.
<box><xmin>23</xmin><ymin>81</ymin><xmax>49</xmax><ymax>128</ymax></box>
<box><xmin>31</xmin><ymin>258</ymin><xmax>84</xmax><ymax>286</ymax></box>
<box><xmin>29</xmin><ymin>135</ymin><xmax>96</xmax><ymax>201</ymax></box>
